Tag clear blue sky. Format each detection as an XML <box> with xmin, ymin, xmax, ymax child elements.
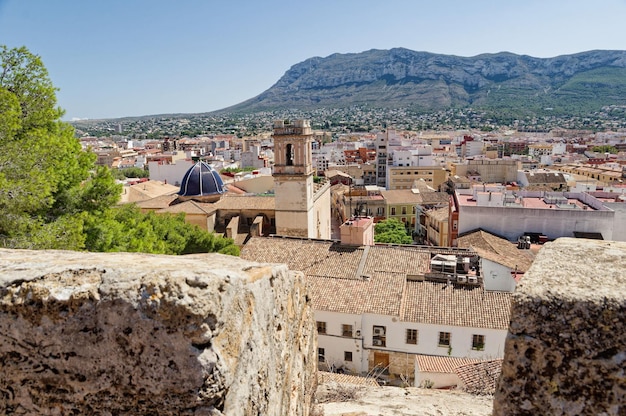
<box><xmin>1</xmin><ymin>0</ymin><xmax>625</xmax><ymax>120</ymax></box>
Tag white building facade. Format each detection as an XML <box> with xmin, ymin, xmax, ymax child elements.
<box><xmin>454</xmin><ymin>187</ymin><xmax>621</xmax><ymax>242</ymax></box>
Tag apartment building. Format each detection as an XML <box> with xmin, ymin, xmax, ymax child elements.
<box><xmin>386</xmin><ymin>166</ymin><xmax>447</xmax><ymax>190</ymax></box>
<box><xmin>448</xmin><ymin>184</ymin><xmax>624</xmax><ymax>245</ymax></box>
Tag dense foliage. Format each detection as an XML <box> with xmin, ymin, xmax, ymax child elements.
<box><xmin>0</xmin><ymin>45</ymin><xmax>238</xmax><ymax>255</ymax></box>
<box><xmin>112</xmin><ymin>166</ymin><xmax>150</xmax><ymax>180</ymax></box>
<box><xmin>221</xmin><ymin>166</ymin><xmax>255</xmax><ymax>174</ymax></box>
<box><xmin>374</xmin><ymin>218</ymin><xmax>413</xmax><ymax>245</ymax></box>
<box><xmin>83</xmin><ymin>204</ymin><xmax>239</xmax><ymax>256</ymax></box>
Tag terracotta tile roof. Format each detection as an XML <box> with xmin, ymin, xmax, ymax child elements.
<box><xmin>242</xmin><ymin>237</ymin><xmax>510</xmax><ymax>329</ymax></box>
<box><xmin>404</xmin><ymin>280</ymin><xmax>511</xmax><ymax>329</ymax></box>
<box><xmin>157</xmin><ymin>200</ymin><xmax>217</xmax><ymax>215</ymax></box>
<box><xmin>241</xmin><ymin>237</ymin><xmax>361</xmax><ymax>279</ymax></box>
<box><xmin>380</xmin><ymin>188</ymin><xmax>449</xmax><ymax>206</ymax></box>
<box><xmin>225</xmin><ymin>184</ymin><xmax>247</xmax><ymax>194</ymax></box>
<box><xmin>214</xmin><ymin>194</ymin><xmax>276</xmax><ymax>211</ymax></box>
<box><xmin>415</xmin><ymin>355</ymin><xmax>483</xmax><ymax>374</ymax></box>
<box><xmin>307</xmin><ymin>273</ymin><xmax>406</xmax><ymax>316</ymax></box>
<box><xmin>362</xmin><ymin>245</ymin><xmax>431</xmax><ymax>277</ymax></box>
<box><xmin>318</xmin><ymin>371</ymin><xmax>380</xmax><ymax>386</ymax></box>
<box><xmin>455</xmin><ymin>359</ymin><xmax>502</xmax><ymax>394</ymax></box>
<box><xmin>457</xmin><ymin>229</ymin><xmax>534</xmax><ymax>272</ymax></box>
<box><xmin>324</xmin><ymin>170</ymin><xmax>352</xmax><ymax>179</ymax></box>
<box><xmin>380</xmin><ymin>189</ymin><xmax>424</xmax><ymax>205</ymax></box>
<box><xmin>126</xmin><ymin>181</ymin><xmax>179</xmax><ymax>200</ymax></box>
<box><xmin>132</xmin><ymin>194</ymin><xmax>178</xmax><ymax>210</ymax></box>
<box><xmin>418</xmin><ymin>192</ymin><xmax>451</xmax><ymax>206</ymax></box>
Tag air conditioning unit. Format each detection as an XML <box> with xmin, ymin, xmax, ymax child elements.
<box><xmin>372</xmin><ymin>339</ymin><xmax>383</xmax><ymax>346</ymax></box>
<box><xmin>457</xmin><ymin>275</ymin><xmax>467</xmax><ymax>284</ymax></box>
<box><xmin>468</xmin><ymin>276</ymin><xmax>478</xmax><ymax>284</ymax></box>
<box><xmin>373</xmin><ymin>327</ymin><xmax>386</xmax><ymax>336</ymax></box>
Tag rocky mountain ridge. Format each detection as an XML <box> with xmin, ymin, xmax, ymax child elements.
<box><xmin>226</xmin><ymin>48</ymin><xmax>626</xmax><ymax>114</ymax></box>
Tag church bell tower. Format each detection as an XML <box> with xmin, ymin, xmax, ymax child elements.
<box><xmin>272</xmin><ymin>119</ymin><xmax>317</xmax><ymax>238</ymax></box>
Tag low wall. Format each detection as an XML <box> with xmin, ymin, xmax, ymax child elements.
<box><xmin>493</xmin><ymin>238</ymin><xmax>626</xmax><ymax>415</ymax></box>
<box><xmin>0</xmin><ymin>249</ymin><xmax>316</xmax><ymax>415</ymax></box>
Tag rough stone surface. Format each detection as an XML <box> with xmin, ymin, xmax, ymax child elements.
<box><xmin>315</xmin><ymin>384</ymin><xmax>494</xmax><ymax>416</ymax></box>
<box><xmin>493</xmin><ymin>238</ymin><xmax>626</xmax><ymax>416</ymax></box>
<box><xmin>0</xmin><ymin>249</ymin><xmax>316</xmax><ymax>415</ymax></box>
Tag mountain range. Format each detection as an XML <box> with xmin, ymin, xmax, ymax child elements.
<box><xmin>224</xmin><ymin>48</ymin><xmax>626</xmax><ymax>115</ymax></box>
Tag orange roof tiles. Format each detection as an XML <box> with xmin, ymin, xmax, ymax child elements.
<box><xmin>455</xmin><ymin>359</ymin><xmax>502</xmax><ymax>394</ymax></box>
<box><xmin>457</xmin><ymin>229</ymin><xmax>534</xmax><ymax>272</ymax></box>
<box><xmin>242</xmin><ymin>237</ymin><xmax>511</xmax><ymax>329</ymax></box>
<box><xmin>402</xmin><ymin>281</ymin><xmax>511</xmax><ymax>329</ymax></box>
<box><xmin>307</xmin><ymin>273</ymin><xmax>405</xmax><ymax>316</ymax></box>
<box><xmin>416</xmin><ymin>355</ymin><xmax>482</xmax><ymax>374</ymax></box>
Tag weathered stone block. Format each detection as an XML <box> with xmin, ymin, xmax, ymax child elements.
<box><xmin>493</xmin><ymin>238</ymin><xmax>626</xmax><ymax>416</ymax></box>
<box><xmin>0</xmin><ymin>249</ymin><xmax>316</xmax><ymax>415</ymax></box>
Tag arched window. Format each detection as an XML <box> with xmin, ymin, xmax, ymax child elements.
<box><xmin>286</xmin><ymin>143</ymin><xmax>294</xmax><ymax>166</ymax></box>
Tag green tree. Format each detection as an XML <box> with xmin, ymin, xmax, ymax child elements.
<box><xmin>0</xmin><ymin>45</ymin><xmax>96</xmax><ymax>247</ymax></box>
<box><xmin>374</xmin><ymin>218</ymin><xmax>413</xmax><ymax>244</ymax></box>
<box><xmin>0</xmin><ymin>45</ymin><xmax>239</xmax><ymax>256</ymax></box>
<box><xmin>113</xmin><ymin>166</ymin><xmax>149</xmax><ymax>179</ymax></box>
<box><xmin>83</xmin><ymin>204</ymin><xmax>239</xmax><ymax>256</ymax></box>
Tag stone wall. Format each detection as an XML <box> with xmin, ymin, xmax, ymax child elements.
<box><xmin>0</xmin><ymin>249</ymin><xmax>316</xmax><ymax>415</ymax></box>
<box><xmin>493</xmin><ymin>238</ymin><xmax>626</xmax><ymax>415</ymax></box>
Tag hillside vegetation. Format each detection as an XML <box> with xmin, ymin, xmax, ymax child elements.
<box><xmin>226</xmin><ymin>48</ymin><xmax>626</xmax><ymax>116</ymax></box>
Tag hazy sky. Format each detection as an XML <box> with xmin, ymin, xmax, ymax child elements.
<box><xmin>1</xmin><ymin>0</ymin><xmax>625</xmax><ymax>120</ymax></box>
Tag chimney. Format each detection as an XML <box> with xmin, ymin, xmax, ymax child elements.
<box><xmin>340</xmin><ymin>216</ymin><xmax>374</xmax><ymax>246</ymax></box>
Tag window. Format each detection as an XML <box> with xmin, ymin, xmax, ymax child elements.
<box><xmin>317</xmin><ymin>321</ymin><xmax>326</xmax><ymax>334</ymax></box>
<box><xmin>286</xmin><ymin>143</ymin><xmax>294</xmax><ymax>166</ymax></box>
<box><xmin>406</xmin><ymin>329</ymin><xmax>418</xmax><ymax>345</ymax></box>
<box><xmin>344</xmin><ymin>351</ymin><xmax>353</xmax><ymax>362</ymax></box>
<box><xmin>472</xmin><ymin>334</ymin><xmax>485</xmax><ymax>350</ymax></box>
<box><xmin>318</xmin><ymin>348</ymin><xmax>325</xmax><ymax>362</ymax></box>
<box><xmin>342</xmin><ymin>324</ymin><xmax>353</xmax><ymax>338</ymax></box>
<box><xmin>391</xmin><ymin>207</ymin><xmax>396</xmax><ymax>215</ymax></box>
<box><xmin>412</xmin><ymin>206</ymin><xmax>416</xmax><ymax>214</ymax></box>
<box><xmin>402</xmin><ymin>206</ymin><xmax>407</xmax><ymax>215</ymax></box>
<box><xmin>438</xmin><ymin>331</ymin><xmax>451</xmax><ymax>346</ymax></box>
<box><xmin>377</xmin><ymin>207</ymin><xmax>384</xmax><ymax>215</ymax></box>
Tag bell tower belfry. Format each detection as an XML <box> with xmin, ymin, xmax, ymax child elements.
<box><xmin>273</xmin><ymin>119</ymin><xmax>329</xmax><ymax>238</ymax></box>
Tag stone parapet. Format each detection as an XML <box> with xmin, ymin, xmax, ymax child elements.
<box><xmin>493</xmin><ymin>238</ymin><xmax>626</xmax><ymax>415</ymax></box>
<box><xmin>0</xmin><ymin>249</ymin><xmax>316</xmax><ymax>415</ymax></box>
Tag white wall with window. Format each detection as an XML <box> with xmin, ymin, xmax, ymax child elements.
<box><xmin>314</xmin><ymin>311</ymin><xmax>363</xmax><ymax>373</ymax></box>
<box><xmin>407</xmin><ymin>323</ymin><xmax>505</xmax><ymax>359</ymax></box>
<box><xmin>362</xmin><ymin>314</ymin><xmax>506</xmax><ymax>357</ymax></box>
<box><xmin>315</xmin><ymin>309</ymin><xmax>507</xmax><ymax>376</ymax></box>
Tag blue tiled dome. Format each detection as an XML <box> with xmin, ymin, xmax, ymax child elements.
<box><xmin>178</xmin><ymin>161</ymin><xmax>225</xmax><ymax>198</ymax></box>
